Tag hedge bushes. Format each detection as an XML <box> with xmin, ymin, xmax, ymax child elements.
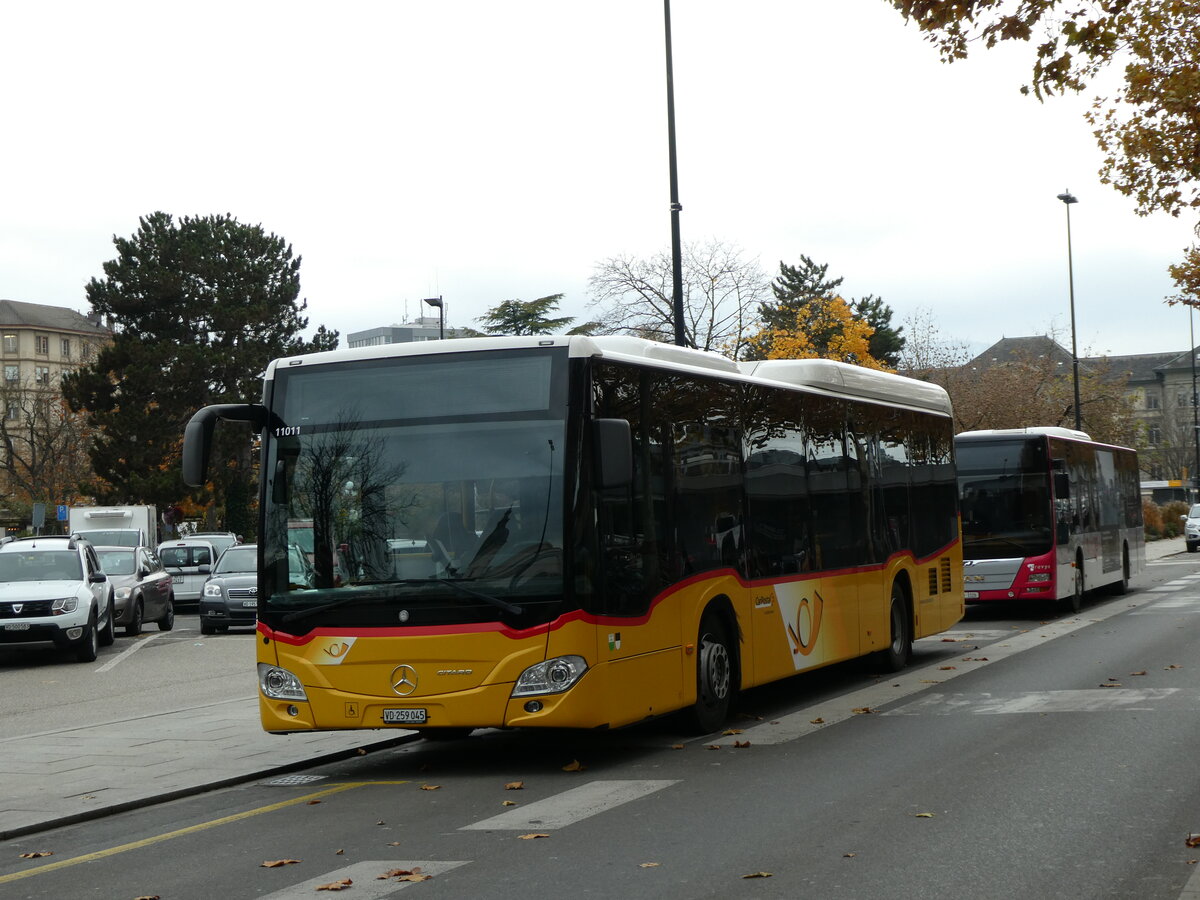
<box><xmin>1145</xmin><ymin>499</ymin><xmax>1190</xmax><ymax>540</ymax></box>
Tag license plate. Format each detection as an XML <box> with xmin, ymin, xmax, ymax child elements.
<box><xmin>241</xmin><ymin>601</ymin><xmax>257</xmax><ymax>608</ymax></box>
<box><xmin>383</xmin><ymin>708</ymin><xmax>427</xmax><ymax>724</ymax></box>
<box><xmin>172</xmin><ymin>575</ymin><xmax>183</xmax><ymax>584</ymax></box>
<box><xmin>964</xmin><ymin>591</ymin><xmax>979</xmax><ymax>600</ymax></box>
<box><xmin>3</xmin><ymin>622</ymin><xmax>30</xmax><ymax>631</ymax></box>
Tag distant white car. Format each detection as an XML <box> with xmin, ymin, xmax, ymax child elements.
<box><xmin>157</xmin><ymin>538</ymin><xmax>218</xmax><ymax>603</ymax></box>
<box><xmin>0</xmin><ymin>535</ymin><xmax>116</xmax><ymax>662</ymax></box>
<box><xmin>1184</xmin><ymin>504</ymin><xmax>1200</xmax><ymax>552</ymax></box>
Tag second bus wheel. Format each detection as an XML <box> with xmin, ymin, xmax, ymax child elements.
<box><xmin>687</xmin><ymin>612</ymin><xmax>736</xmax><ymax>734</ymax></box>
<box><xmin>874</xmin><ymin>582</ymin><xmax>912</xmax><ymax>673</ymax></box>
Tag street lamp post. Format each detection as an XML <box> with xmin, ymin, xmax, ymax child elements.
<box><xmin>663</xmin><ymin>0</ymin><xmax>686</xmax><ymax>347</ymax></box>
<box><xmin>1057</xmin><ymin>190</ymin><xmax>1082</xmax><ymax>431</ymax></box>
<box><xmin>1191</xmin><ymin>307</ymin><xmax>1199</xmax><ymax>500</ymax></box>
<box><xmin>423</xmin><ymin>296</ymin><xmax>444</xmax><ymax>340</ymax></box>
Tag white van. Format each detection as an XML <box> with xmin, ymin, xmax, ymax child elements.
<box><xmin>157</xmin><ymin>539</ymin><xmax>217</xmax><ymax>603</ymax></box>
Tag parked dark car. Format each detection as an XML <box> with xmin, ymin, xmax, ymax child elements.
<box><xmin>199</xmin><ymin>543</ymin><xmax>313</xmax><ymax>634</ymax></box>
<box><xmin>95</xmin><ymin>546</ymin><xmax>174</xmax><ymax>635</ymax></box>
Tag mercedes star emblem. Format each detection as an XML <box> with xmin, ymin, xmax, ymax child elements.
<box><xmin>390</xmin><ymin>664</ymin><xmax>418</xmax><ymax>696</ymax></box>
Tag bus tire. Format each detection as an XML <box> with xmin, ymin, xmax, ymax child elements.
<box><xmin>687</xmin><ymin>612</ymin><xmax>735</xmax><ymax>734</ymax></box>
<box><xmin>421</xmin><ymin>728</ymin><xmax>474</xmax><ymax>741</ymax></box>
<box><xmin>1108</xmin><ymin>546</ymin><xmax>1131</xmax><ymax>596</ymax></box>
<box><xmin>874</xmin><ymin>581</ymin><xmax>911</xmax><ymax>673</ymax></box>
<box><xmin>1062</xmin><ymin>556</ymin><xmax>1084</xmax><ymax>614</ymax></box>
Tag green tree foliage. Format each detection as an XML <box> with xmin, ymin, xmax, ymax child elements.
<box><xmin>62</xmin><ymin>212</ymin><xmax>339</xmax><ymax>534</ymax></box>
<box><xmin>751</xmin><ymin>255</ymin><xmax>905</xmax><ymax>364</ymax></box>
<box><xmin>476</xmin><ymin>294</ymin><xmax>596</xmax><ymax>335</ymax></box>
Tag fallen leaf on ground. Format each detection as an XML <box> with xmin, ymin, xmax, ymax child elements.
<box><xmin>810</xmin><ymin>717</ymin><xmax>824</xmax><ymax>724</ymax></box>
<box><xmin>1100</xmin><ymin>682</ymin><xmax>1121</xmax><ymax>688</ymax></box>
<box><xmin>519</xmin><ymin>833</ymin><xmax>550</xmax><ymax>840</ymax></box>
<box><xmin>938</xmin><ymin>666</ymin><xmax>956</xmax><ymax>671</ymax></box>
<box><xmin>387</xmin><ymin>842</ymin><xmax>401</xmax><ymax>846</ymax></box>
<box><xmin>316</xmin><ymin>878</ymin><xmax>353</xmax><ymax>891</ymax></box>
<box><xmin>335</xmin><ymin>849</ymin><xmax>343</xmax><ymax>855</ymax></box>
<box><xmin>379</xmin><ymin>867</ymin><xmax>429</xmax><ymax>882</ymax></box>
<box><xmin>640</xmin><ymin>862</ymin><xmax>660</xmax><ymax>868</ymax></box>
<box><xmin>844</xmin><ymin>852</ymin><xmax>857</xmax><ymax>858</ymax></box>
<box><xmin>733</xmin><ymin>740</ymin><xmax>751</xmax><ymax>748</ymax></box>
<box><xmin>505</xmin><ymin>781</ymin><xmax>524</xmax><ymax>790</ymax></box>
<box><xmin>706</xmin><ymin>744</ymin><xmax>721</xmax><ymax>750</ymax></box>
<box><xmin>722</xmin><ymin>728</ymin><xmax>743</xmax><ymax>735</ymax></box>
<box><xmin>261</xmin><ymin>859</ymin><xmax>301</xmax><ymax>868</ymax></box>
<box><xmin>356</xmin><ymin>748</ymin><xmax>367</xmax><ymax>755</ymax></box>
<box><xmin>915</xmin><ymin>812</ymin><xmax>935</xmax><ymax>818</ymax></box>
<box><xmin>940</xmin><ymin>638</ymin><xmax>958</xmax><ymax>642</ymax></box>
<box><xmin>133</xmin><ymin>895</ymin><xmax>160</xmax><ymax>900</ymax></box>
<box><xmin>307</xmin><ymin>800</ymin><xmax>322</xmax><ymax>805</ymax></box>
<box><xmin>1186</xmin><ymin>834</ymin><xmax>1200</xmax><ymax>848</ymax></box>
<box><xmin>852</xmin><ymin>707</ymin><xmax>873</xmax><ymax>715</ymax></box>
<box><xmin>1166</xmin><ymin>664</ymin><xmax>1182</xmax><ymax>670</ymax></box>
<box><xmin>671</xmin><ymin>744</ymin><xmax>684</xmax><ymax>749</ymax></box>
<box><xmin>19</xmin><ymin>851</ymin><xmax>52</xmax><ymax>859</ymax></box>
<box><xmin>503</xmin><ymin>800</ymin><xmax>518</xmax><ymax>806</ymax></box>
<box><xmin>420</xmin><ymin>784</ymin><xmax>441</xmax><ymax>791</ymax></box>
<box><xmin>562</xmin><ymin>760</ymin><xmax>585</xmax><ymax>772</ymax></box>
<box><xmin>1129</xmin><ymin>670</ymin><xmax>1147</xmax><ymax>676</ymax></box>
<box><xmin>742</xmin><ymin>871</ymin><xmax>773</xmax><ymax>878</ymax></box>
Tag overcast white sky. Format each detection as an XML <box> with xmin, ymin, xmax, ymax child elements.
<box><xmin>3</xmin><ymin>1</ymin><xmax>1196</xmax><ymax>359</ymax></box>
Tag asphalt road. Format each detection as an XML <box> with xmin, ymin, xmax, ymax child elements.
<box><xmin>4</xmin><ymin>557</ymin><xmax>1200</xmax><ymax>899</ymax></box>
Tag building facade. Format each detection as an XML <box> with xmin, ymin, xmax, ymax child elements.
<box><xmin>346</xmin><ymin>317</ymin><xmax>472</xmax><ymax>348</ymax></box>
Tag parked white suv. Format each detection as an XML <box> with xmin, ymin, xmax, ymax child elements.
<box><xmin>1184</xmin><ymin>504</ymin><xmax>1200</xmax><ymax>553</ymax></box>
<box><xmin>0</xmin><ymin>536</ymin><xmax>116</xmax><ymax>662</ymax></box>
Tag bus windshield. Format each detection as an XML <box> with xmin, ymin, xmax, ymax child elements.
<box><xmin>956</xmin><ymin>438</ymin><xmax>1053</xmax><ymax>559</ymax></box>
<box><xmin>260</xmin><ymin>349</ymin><xmax>568</xmax><ymax>630</ymax></box>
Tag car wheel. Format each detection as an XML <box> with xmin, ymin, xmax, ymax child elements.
<box><xmin>685</xmin><ymin>611</ymin><xmax>736</xmax><ymax>734</ymax></box>
<box><xmin>98</xmin><ymin>595</ymin><xmax>116</xmax><ymax>646</ymax></box>
<box><xmin>75</xmin><ymin>614</ymin><xmax>99</xmax><ymax>663</ymax></box>
<box><xmin>157</xmin><ymin>598</ymin><xmax>175</xmax><ymax>632</ymax></box>
<box><xmin>125</xmin><ymin>599</ymin><xmax>143</xmax><ymax>637</ymax></box>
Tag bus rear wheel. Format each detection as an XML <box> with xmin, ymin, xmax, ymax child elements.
<box><xmin>687</xmin><ymin>613</ymin><xmax>735</xmax><ymax>734</ymax></box>
<box><xmin>874</xmin><ymin>582</ymin><xmax>911</xmax><ymax>673</ymax></box>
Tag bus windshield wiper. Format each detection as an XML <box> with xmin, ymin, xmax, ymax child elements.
<box><xmin>435</xmin><ymin>577</ymin><xmax>523</xmax><ymax>616</ymax></box>
<box><xmin>279</xmin><ymin>578</ymin><xmax>523</xmax><ymax>623</ymax></box>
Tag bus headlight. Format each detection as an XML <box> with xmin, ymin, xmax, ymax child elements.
<box><xmin>1027</xmin><ymin>573</ymin><xmax>1051</xmax><ymax>583</ymax></box>
<box><xmin>258</xmin><ymin>663</ymin><xmax>308</xmax><ymax>701</ymax></box>
<box><xmin>512</xmin><ymin>655</ymin><xmax>588</xmax><ymax>697</ymax></box>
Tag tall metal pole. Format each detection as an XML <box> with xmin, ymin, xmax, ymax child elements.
<box><xmin>1191</xmin><ymin>308</ymin><xmax>1199</xmax><ymax>500</ymax></box>
<box><xmin>1057</xmin><ymin>190</ymin><xmax>1082</xmax><ymax>431</ymax></box>
<box><xmin>664</xmin><ymin>0</ymin><xmax>687</xmax><ymax>347</ymax></box>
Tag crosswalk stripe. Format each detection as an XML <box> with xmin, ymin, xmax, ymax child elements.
<box><xmin>255</xmin><ymin>860</ymin><xmax>468</xmax><ymax>899</ymax></box>
<box><xmin>461</xmin><ymin>779</ymin><xmax>678</xmax><ymax>831</ymax></box>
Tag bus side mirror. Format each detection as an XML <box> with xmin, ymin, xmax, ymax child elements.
<box><xmin>183</xmin><ymin>403</ymin><xmax>269</xmax><ymax>487</ymax></box>
<box><xmin>594</xmin><ymin>418</ymin><xmax>632</xmax><ymax>490</ymax></box>
<box><xmin>1053</xmin><ymin>472</ymin><xmax>1070</xmax><ymax>499</ymax></box>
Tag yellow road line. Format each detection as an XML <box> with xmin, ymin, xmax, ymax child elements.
<box><xmin>0</xmin><ymin>781</ymin><xmax>409</xmax><ymax>884</ymax></box>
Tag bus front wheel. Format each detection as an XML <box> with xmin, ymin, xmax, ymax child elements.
<box><xmin>687</xmin><ymin>613</ymin><xmax>735</xmax><ymax>734</ymax></box>
<box><xmin>1062</xmin><ymin>559</ymin><xmax>1084</xmax><ymax>614</ymax></box>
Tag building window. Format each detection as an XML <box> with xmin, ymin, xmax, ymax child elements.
<box><xmin>1146</xmin><ymin>394</ymin><xmax>1160</xmax><ymax>410</ymax></box>
<box><xmin>4</xmin><ymin>365</ymin><xmax>18</xmax><ymax>383</ymax></box>
<box><xmin>35</xmin><ymin>335</ymin><xmax>49</xmax><ymax>355</ymax></box>
<box><xmin>81</xmin><ymin>342</ymin><xmax>95</xmax><ymax>362</ymax></box>
<box><xmin>1148</xmin><ymin>425</ymin><xmax>1162</xmax><ymax>445</ymax></box>
<box><xmin>61</xmin><ymin>338</ymin><xmax>71</xmax><ymax>358</ymax></box>
<box><xmin>5</xmin><ymin>401</ymin><xmax>18</xmax><ymax>421</ymax></box>
<box><xmin>2</xmin><ymin>334</ymin><xmax>16</xmax><ymax>354</ymax></box>
<box><xmin>34</xmin><ymin>366</ymin><xmax>50</xmax><ymax>385</ymax></box>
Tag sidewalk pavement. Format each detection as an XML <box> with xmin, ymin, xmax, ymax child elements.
<box><xmin>1</xmin><ymin>536</ymin><xmax>1186</xmax><ymax>841</ymax></box>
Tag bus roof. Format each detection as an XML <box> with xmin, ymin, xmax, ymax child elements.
<box><xmin>263</xmin><ymin>334</ymin><xmax>953</xmax><ymax>416</ymax></box>
<box><xmin>958</xmin><ymin>427</ymin><xmax>1093</xmax><ymax>441</ymax></box>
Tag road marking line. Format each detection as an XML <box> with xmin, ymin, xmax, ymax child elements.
<box><xmin>95</xmin><ymin>631</ymin><xmax>166</xmax><ymax>672</ymax></box>
<box><xmin>883</xmin><ymin>688</ymin><xmax>1182</xmax><ymax>716</ymax></box>
<box><xmin>0</xmin><ymin>782</ymin><xmax>408</xmax><ymax>884</ymax></box>
<box><xmin>461</xmin><ymin>779</ymin><xmax>678</xmax><ymax>831</ymax></box>
<box><xmin>256</xmin><ymin>859</ymin><xmax>469</xmax><ymax>899</ymax></box>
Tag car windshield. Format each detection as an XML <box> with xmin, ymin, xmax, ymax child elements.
<box><xmin>214</xmin><ymin>546</ymin><xmax>257</xmax><ymax>575</ymax></box>
<box><xmin>1190</xmin><ymin>505</ymin><xmax>1200</xmax><ymax>518</ymax></box>
<box><xmin>96</xmin><ymin>550</ymin><xmax>136</xmax><ymax>576</ymax></box>
<box><xmin>0</xmin><ymin>550</ymin><xmax>83</xmax><ymax>582</ymax></box>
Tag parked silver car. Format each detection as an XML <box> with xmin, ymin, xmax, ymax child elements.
<box><xmin>95</xmin><ymin>546</ymin><xmax>174</xmax><ymax>635</ymax></box>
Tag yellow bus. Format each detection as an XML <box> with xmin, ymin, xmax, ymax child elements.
<box><xmin>183</xmin><ymin>335</ymin><xmax>963</xmax><ymax>735</ymax></box>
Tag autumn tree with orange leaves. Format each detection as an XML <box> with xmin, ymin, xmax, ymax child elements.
<box><xmin>746</xmin><ymin>295</ymin><xmax>889</xmax><ymax>370</ymax></box>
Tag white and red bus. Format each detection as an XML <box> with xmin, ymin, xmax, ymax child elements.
<box><xmin>956</xmin><ymin>427</ymin><xmax>1144</xmax><ymax>612</ymax></box>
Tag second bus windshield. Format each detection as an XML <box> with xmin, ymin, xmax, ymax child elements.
<box><xmin>956</xmin><ymin>438</ymin><xmax>1053</xmax><ymax>559</ymax></box>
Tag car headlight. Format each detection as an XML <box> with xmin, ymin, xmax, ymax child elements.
<box><xmin>511</xmin><ymin>655</ymin><xmax>588</xmax><ymax>697</ymax></box>
<box><xmin>258</xmin><ymin>664</ymin><xmax>307</xmax><ymax>701</ymax></box>
<box><xmin>203</xmin><ymin>582</ymin><xmax>224</xmax><ymax>598</ymax></box>
<box><xmin>51</xmin><ymin>596</ymin><xmax>79</xmax><ymax>614</ymax></box>
<box><xmin>114</xmin><ymin>586</ymin><xmax>132</xmax><ymax>601</ymax></box>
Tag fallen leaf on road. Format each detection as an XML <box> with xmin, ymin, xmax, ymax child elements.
<box><xmin>505</xmin><ymin>781</ymin><xmax>524</xmax><ymax>790</ymax></box>
<box><xmin>519</xmin><ymin>833</ymin><xmax>550</xmax><ymax>840</ymax></box>
<box><xmin>562</xmin><ymin>760</ymin><xmax>585</xmax><ymax>772</ymax></box>
<box><xmin>19</xmin><ymin>851</ymin><xmax>52</xmax><ymax>859</ymax></box>
<box><xmin>1129</xmin><ymin>670</ymin><xmax>1147</xmax><ymax>676</ymax></box>
<box><xmin>722</xmin><ymin>728</ymin><xmax>743</xmax><ymax>735</ymax></box>
<box><xmin>671</xmin><ymin>744</ymin><xmax>684</xmax><ymax>749</ymax></box>
<box><xmin>706</xmin><ymin>744</ymin><xmax>721</xmax><ymax>750</ymax></box>
<box><xmin>387</xmin><ymin>842</ymin><xmax>401</xmax><ymax>846</ymax></box>
<box><xmin>844</xmin><ymin>852</ymin><xmax>857</xmax><ymax>858</ymax></box>
<box><xmin>316</xmin><ymin>878</ymin><xmax>353</xmax><ymax>891</ymax></box>
<box><xmin>261</xmin><ymin>859</ymin><xmax>301</xmax><ymax>868</ymax></box>
<box><xmin>810</xmin><ymin>717</ymin><xmax>824</xmax><ymax>724</ymax></box>
<box><xmin>1186</xmin><ymin>834</ymin><xmax>1200</xmax><ymax>848</ymax></box>
<box><xmin>503</xmin><ymin>800</ymin><xmax>518</xmax><ymax>806</ymax></box>
<box><xmin>640</xmin><ymin>862</ymin><xmax>660</xmax><ymax>868</ymax></box>
<box><xmin>356</xmin><ymin>748</ymin><xmax>367</xmax><ymax>755</ymax></box>
<box><xmin>915</xmin><ymin>813</ymin><xmax>935</xmax><ymax>818</ymax></box>
<box><xmin>133</xmin><ymin>895</ymin><xmax>160</xmax><ymax>900</ymax></box>
<box><xmin>379</xmin><ymin>867</ymin><xmax>428</xmax><ymax>882</ymax></box>
<box><xmin>939</xmin><ymin>666</ymin><xmax>956</xmax><ymax>671</ymax></box>
<box><xmin>335</xmin><ymin>849</ymin><xmax>343</xmax><ymax>855</ymax></box>
<box><xmin>733</xmin><ymin>740</ymin><xmax>751</xmax><ymax>748</ymax></box>
<box><xmin>1099</xmin><ymin>683</ymin><xmax>1121</xmax><ymax>688</ymax></box>
<box><xmin>420</xmin><ymin>784</ymin><xmax>441</xmax><ymax>791</ymax></box>
<box><xmin>742</xmin><ymin>871</ymin><xmax>773</xmax><ymax>878</ymax></box>
<box><xmin>1166</xmin><ymin>664</ymin><xmax>1182</xmax><ymax>670</ymax></box>
<box><xmin>307</xmin><ymin>800</ymin><xmax>322</xmax><ymax>805</ymax></box>
<box><xmin>852</xmin><ymin>707</ymin><xmax>873</xmax><ymax>715</ymax></box>
<box><xmin>940</xmin><ymin>638</ymin><xmax>958</xmax><ymax>642</ymax></box>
